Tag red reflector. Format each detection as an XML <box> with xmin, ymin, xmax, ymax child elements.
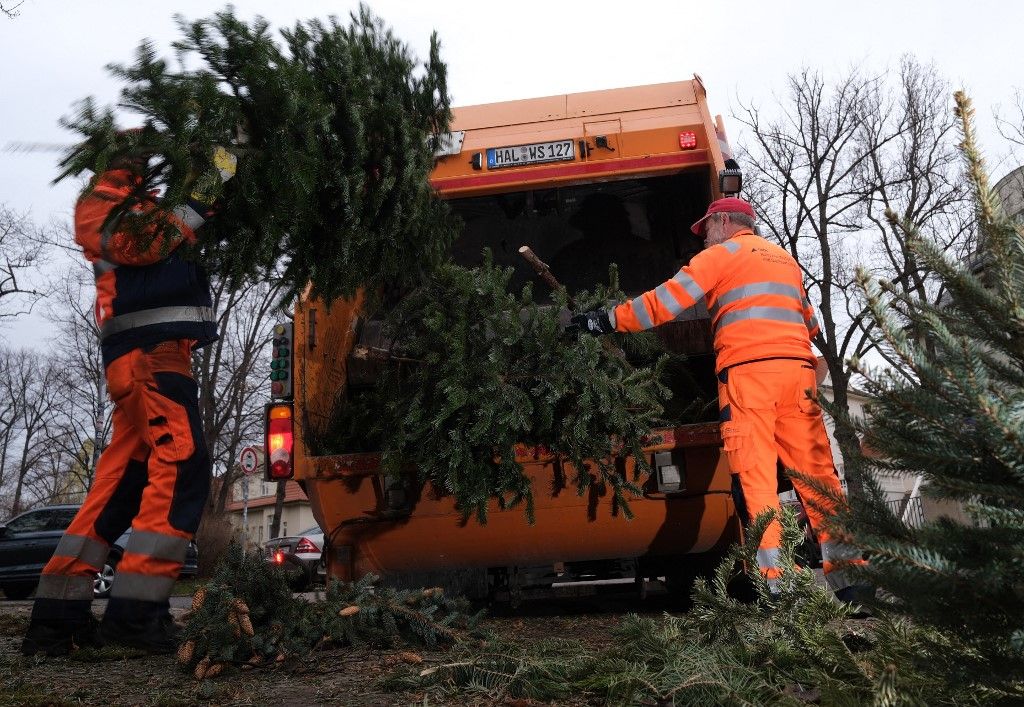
<box><xmin>679</xmin><ymin>131</ymin><xmax>697</xmax><ymax>150</ymax></box>
<box><xmin>295</xmin><ymin>537</ymin><xmax>319</xmax><ymax>553</ymax></box>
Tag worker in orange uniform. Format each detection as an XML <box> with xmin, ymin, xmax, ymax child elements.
<box><xmin>569</xmin><ymin>196</ymin><xmax>866</xmax><ymax>602</ymax></box>
<box><xmin>21</xmin><ymin>143</ymin><xmax>236</xmax><ymax>656</ymax></box>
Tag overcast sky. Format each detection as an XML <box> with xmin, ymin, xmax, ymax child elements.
<box><xmin>2</xmin><ymin>0</ymin><xmax>1023</xmax><ymax>343</ymax></box>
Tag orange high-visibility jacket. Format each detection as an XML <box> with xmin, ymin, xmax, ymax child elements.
<box><xmin>610</xmin><ymin>229</ymin><xmax>819</xmax><ymax>371</ymax></box>
<box><xmin>76</xmin><ymin>169</ymin><xmax>218</xmax><ymax>366</ymax></box>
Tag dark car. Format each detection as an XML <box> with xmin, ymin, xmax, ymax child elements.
<box><xmin>0</xmin><ymin>504</ymin><xmax>198</xmax><ymax>600</ymax></box>
<box><xmin>264</xmin><ymin>525</ymin><xmax>325</xmax><ymax>590</ymax></box>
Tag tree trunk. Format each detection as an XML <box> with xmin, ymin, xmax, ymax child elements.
<box><xmin>88</xmin><ymin>374</ymin><xmax>105</xmax><ymax>490</ymax></box>
<box><xmin>269</xmin><ymin>481</ymin><xmax>286</xmax><ymax>538</ymax></box>
<box><xmin>824</xmin><ymin>372</ymin><xmax>865</xmax><ymax>499</ymax></box>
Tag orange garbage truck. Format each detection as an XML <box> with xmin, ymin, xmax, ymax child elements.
<box><xmin>265</xmin><ymin>77</ymin><xmax>747</xmax><ymax>601</ymax></box>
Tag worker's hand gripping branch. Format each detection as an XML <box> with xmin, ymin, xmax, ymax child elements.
<box><xmin>566</xmin><ymin>310</ymin><xmax>615</xmax><ymax>338</ymax></box>
<box><xmin>174</xmin><ymin>146</ymin><xmax>238</xmax><ymax>231</ymax></box>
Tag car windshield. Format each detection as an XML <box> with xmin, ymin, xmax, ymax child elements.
<box><xmin>298</xmin><ymin>526</ymin><xmax>322</xmax><ymax>536</ymax></box>
<box><xmin>4</xmin><ymin>510</ymin><xmax>53</xmax><ymax>533</ymax></box>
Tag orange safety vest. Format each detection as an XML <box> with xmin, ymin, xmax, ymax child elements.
<box><xmin>611</xmin><ymin>229</ymin><xmax>819</xmax><ymax>371</ymax></box>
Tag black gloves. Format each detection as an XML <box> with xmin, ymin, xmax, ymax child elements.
<box><xmin>566</xmin><ymin>310</ymin><xmax>615</xmax><ymax>338</ymax></box>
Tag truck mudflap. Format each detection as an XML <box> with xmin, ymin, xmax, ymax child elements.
<box><xmin>301</xmin><ymin>422</ymin><xmax>740</xmax><ymax>583</ymax></box>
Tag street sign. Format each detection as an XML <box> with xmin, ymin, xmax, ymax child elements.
<box><xmin>240</xmin><ymin>446</ymin><xmax>260</xmax><ymax>475</ymax></box>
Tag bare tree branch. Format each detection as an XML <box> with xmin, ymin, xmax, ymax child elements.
<box><xmin>0</xmin><ymin>1</ymin><xmax>26</xmax><ymax>19</ymax></box>
<box><xmin>0</xmin><ymin>205</ymin><xmax>48</xmax><ymax>320</ymax></box>
<box><xmin>736</xmin><ymin>59</ymin><xmax>974</xmax><ymax>489</ymax></box>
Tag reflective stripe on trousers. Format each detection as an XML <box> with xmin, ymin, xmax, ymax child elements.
<box><xmin>123</xmin><ymin>531</ymin><xmax>189</xmax><ymax>563</ymax></box>
<box><xmin>109</xmin><ymin>573</ymin><xmax>178</xmax><ymax>603</ymax></box>
<box><xmin>821</xmin><ymin>542</ymin><xmax>865</xmax><ymax>591</ymax></box>
<box><xmin>53</xmin><ymin>533</ymin><xmax>110</xmax><ymax>569</ymax></box>
<box><xmin>34</xmin><ymin>574</ymin><xmax>94</xmax><ymax>601</ymax></box>
<box><xmin>757</xmin><ymin>547</ymin><xmax>782</xmax><ymax>592</ymax></box>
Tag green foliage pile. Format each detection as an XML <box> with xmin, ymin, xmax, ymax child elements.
<box><xmin>55</xmin><ymin>5</ymin><xmax>457</xmax><ymax>302</ymax></box>
<box><xmin>178</xmin><ymin>542</ymin><xmax>483</xmax><ymax>679</ymax></box>
<box><xmin>828</xmin><ymin>91</ymin><xmax>1024</xmax><ymax>696</ymax></box>
<box><xmin>387</xmin><ymin>509</ymin><xmax>987</xmax><ymax>705</ymax></box>
<box><xmin>322</xmin><ymin>257</ymin><xmax>674</xmax><ymax>523</ymax></box>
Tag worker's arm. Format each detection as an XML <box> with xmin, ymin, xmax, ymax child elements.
<box><xmin>76</xmin><ymin>147</ymin><xmax>237</xmax><ymax>267</ymax></box>
<box><xmin>568</xmin><ymin>243</ymin><xmax>731</xmax><ymax>336</ymax></box>
<box><xmin>800</xmin><ymin>286</ymin><xmax>820</xmax><ymax>339</ymax></box>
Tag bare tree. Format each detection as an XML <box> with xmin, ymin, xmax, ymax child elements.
<box><xmin>0</xmin><ymin>348</ymin><xmax>62</xmax><ymax>515</ymax></box>
<box><xmin>194</xmin><ymin>276</ymin><xmax>283</xmax><ymax>513</ymax></box>
<box><xmin>43</xmin><ymin>265</ymin><xmax>112</xmax><ymax>494</ymax></box>
<box><xmin>0</xmin><ymin>1</ymin><xmax>25</xmax><ymax>19</ymax></box>
<box><xmin>736</xmin><ymin>58</ymin><xmax>973</xmax><ymax>486</ymax></box>
<box><xmin>0</xmin><ymin>205</ymin><xmax>46</xmax><ymax>320</ymax></box>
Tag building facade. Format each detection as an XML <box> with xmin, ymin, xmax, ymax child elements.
<box><xmin>225</xmin><ymin>476</ymin><xmax>318</xmax><ymax>547</ymax></box>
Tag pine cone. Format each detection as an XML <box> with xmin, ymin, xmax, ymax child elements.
<box><xmin>191</xmin><ymin>587</ymin><xmax>207</xmax><ymax>611</ymax></box>
<box><xmin>239</xmin><ymin>613</ymin><xmax>255</xmax><ymax>637</ymax></box>
<box><xmin>233</xmin><ymin>598</ymin><xmax>250</xmax><ymax>614</ymax></box>
<box><xmin>228</xmin><ymin>610</ymin><xmax>241</xmax><ymax>638</ymax></box>
<box><xmin>399</xmin><ymin>651</ymin><xmax>423</xmax><ymax>664</ymax></box>
<box><xmin>177</xmin><ymin>639</ymin><xmax>196</xmax><ymax>665</ymax></box>
<box><xmin>194</xmin><ymin>656</ymin><xmax>211</xmax><ymax>680</ymax></box>
<box><xmin>205</xmin><ymin>662</ymin><xmax>224</xmax><ymax>678</ymax></box>
<box><xmin>275</xmin><ymin>652</ymin><xmax>286</xmax><ymax>663</ymax></box>
<box><xmin>338</xmin><ymin>605</ymin><xmax>360</xmax><ymax>617</ymax></box>
<box><xmin>422</xmin><ymin>587</ymin><xmax>443</xmax><ymax>598</ymax></box>
<box><xmin>248</xmin><ymin>654</ymin><xmax>263</xmax><ymax>665</ymax></box>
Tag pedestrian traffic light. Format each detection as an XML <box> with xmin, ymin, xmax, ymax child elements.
<box><xmin>270</xmin><ymin>322</ymin><xmax>293</xmax><ymax>399</ymax></box>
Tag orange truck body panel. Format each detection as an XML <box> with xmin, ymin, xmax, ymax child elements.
<box><xmin>288</xmin><ymin>78</ymin><xmax>740</xmax><ymax>585</ymax></box>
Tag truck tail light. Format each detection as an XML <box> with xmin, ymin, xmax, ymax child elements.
<box><xmin>265</xmin><ymin>403</ymin><xmax>294</xmax><ymax>480</ymax></box>
<box><xmin>678</xmin><ymin>131</ymin><xmax>697</xmax><ymax>150</ymax></box>
<box><xmin>295</xmin><ymin>537</ymin><xmax>319</xmax><ymax>553</ymax></box>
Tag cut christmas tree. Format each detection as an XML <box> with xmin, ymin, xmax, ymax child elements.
<box><xmin>832</xmin><ymin>91</ymin><xmax>1024</xmax><ymax>698</ymax></box>
<box><xmin>56</xmin><ymin>4</ymin><xmax>457</xmax><ymax>303</ymax></box>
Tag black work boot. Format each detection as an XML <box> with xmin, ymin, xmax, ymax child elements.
<box><xmin>21</xmin><ymin>620</ymin><xmax>72</xmax><ymax>657</ymax></box>
<box><xmin>100</xmin><ymin>613</ymin><xmax>179</xmax><ymax>654</ymax></box>
<box><xmin>72</xmin><ymin>615</ymin><xmax>105</xmax><ymax>650</ymax></box>
<box><xmin>22</xmin><ymin>616</ymin><xmax>103</xmax><ymax>657</ymax></box>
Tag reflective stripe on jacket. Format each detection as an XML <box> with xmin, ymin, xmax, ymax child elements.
<box><xmin>75</xmin><ymin>170</ymin><xmax>218</xmax><ymax>366</ymax></box>
<box><xmin>610</xmin><ymin>230</ymin><xmax>819</xmax><ymax>371</ymax></box>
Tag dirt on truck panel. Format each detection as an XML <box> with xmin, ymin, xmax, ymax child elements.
<box><xmin>285</xmin><ymin>77</ymin><xmax>741</xmax><ymax>595</ymax></box>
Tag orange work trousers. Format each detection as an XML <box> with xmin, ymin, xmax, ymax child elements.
<box><xmin>30</xmin><ymin>340</ymin><xmax>209</xmax><ymax>624</ymax></box>
<box><xmin>717</xmin><ymin>358</ymin><xmax>859</xmax><ymax>593</ymax></box>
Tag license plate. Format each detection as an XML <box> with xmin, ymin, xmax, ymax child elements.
<box><xmin>486</xmin><ymin>139</ymin><xmax>575</xmax><ymax>169</ymax></box>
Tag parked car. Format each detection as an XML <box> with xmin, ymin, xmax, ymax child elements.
<box><xmin>264</xmin><ymin>525</ymin><xmax>325</xmax><ymax>590</ymax></box>
<box><xmin>0</xmin><ymin>504</ymin><xmax>198</xmax><ymax>600</ymax></box>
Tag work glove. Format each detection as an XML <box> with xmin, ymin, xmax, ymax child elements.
<box><xmin>175</xmin><ymin>146</ymin><xmax>238</xmax><ymax>230</ymax></box>
<box><xmin>565</xmin><ymin>310</ymin><xmax>615</xmax><ymax>338</ymax></box>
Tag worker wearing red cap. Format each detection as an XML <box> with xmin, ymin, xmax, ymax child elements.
<box><xmin>21</xmin><ymin>142</ymin><xmax>236</xmax><ymax>657</ymax></box>
<box><xmin>569</xmin><ymin>196</ymin><xmax>865</xmax><ymax>602</ymax></box>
